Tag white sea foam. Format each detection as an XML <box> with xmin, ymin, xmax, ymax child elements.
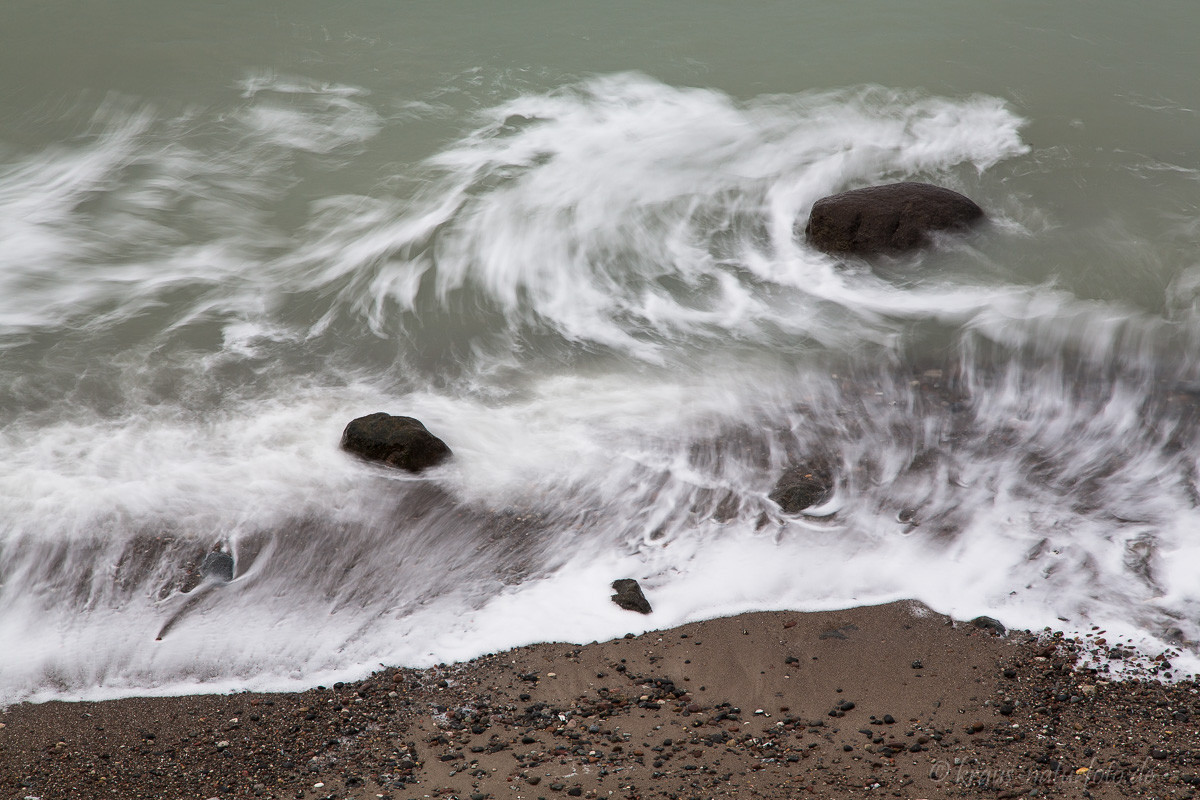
<box><xmin>292</xmin><ymin>77</ymin><xmax>1031</xmax><ymax>358</ymax></box>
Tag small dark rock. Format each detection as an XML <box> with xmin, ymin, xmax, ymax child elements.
<box><xmin>200</xmin><ymin>551</ymin><xmax>234</xmax><ymax>582</ymax></box>
<box><xmin>970</xmin><ymin>616</ymin><xmax>1007</xmax><ymax>635</ymax></box>
<box><xmin>804</xmin><ymin>182</ymin><xmax>985</xmax><ymax>256</ymax></box>
<box><xmin>340</xmin><ymin>412</ymin><xmax>451</xmax><ymax>473</ymax></box>
<box><xmin>611</xmin><ymin>579</ymin><xmax>652</xmax><ymax>614</ymax></box>
<box><xmin>769</xmin><ymin>463</ymin><xmax>833</xmax><ymax>514</ymax></box>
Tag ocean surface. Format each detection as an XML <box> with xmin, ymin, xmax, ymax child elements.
<box><xmin>3</xmin><ymin>1</ymin><xmax>1200</xmax><ymax>703</ymax></box>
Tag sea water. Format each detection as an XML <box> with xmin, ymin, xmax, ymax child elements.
<box><xmin>2</xmin><ymin>1</ymin><xmax>1200</xmax><ymax>703</ymax></box>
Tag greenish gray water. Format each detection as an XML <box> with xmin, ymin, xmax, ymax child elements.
<box><xmin>2</xmin><ymin>2</ymin><xmax>1199</xmax><ymax>702</ymax></box>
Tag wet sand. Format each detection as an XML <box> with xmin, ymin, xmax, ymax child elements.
<box><xmin>1</xmin><ymin>601</ymin><xmax>1195</xmax><ymax>800</ymax></box>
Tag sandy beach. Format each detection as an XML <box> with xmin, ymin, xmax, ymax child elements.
<box><xmin>2</xmin><ymin>601</ymin><xmax>1195</xmax><ymax>800</ymax></box>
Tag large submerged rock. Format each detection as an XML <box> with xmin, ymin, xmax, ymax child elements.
<box><xmin>341</xmin><ymin>413</ymin><xmax>452</xmax><ymax>473</ymax></box>
<box><xmin>804</xmin><ymin>182</ymin><xmax>985</xmax><ymax>256</ymax></box>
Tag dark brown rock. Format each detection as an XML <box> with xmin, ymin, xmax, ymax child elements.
<box><xmin>340</xmin><ymin>413</ymin><xmax>451</xmax><ymax>473</ymax></box>
<box><xmin>611</xmin><ymin>579</ymin><xmax>652</xmax><ymax>614</ymax></box>
<box><xmin>769</xmin><ymin>464</ymin><xmax>833</xmax><ymax>514</ymax></box>
<box><xmin>804</xmin><ymin>182</ymin><xmax>985</xmax><ymax>256</ymax></box>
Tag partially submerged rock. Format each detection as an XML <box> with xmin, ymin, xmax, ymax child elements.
<box><xmin>804</xmin><ymin>182</ymin><xmax>985</xmax><ymax>256</ymax></box>
<box><xmin>341</xmin><ymin>413</ymin><xmax>452</xmax><ymax>473</ymax></box>
<box><xmin>769</xmin><ymin>464</ymin><xmax>833</xmax><ymax>514</ymax></box>
<box><xmin>611</xmin><ymin>579</ymin><xmax>652</xmax><ymax>614</ymax></box>
<box><xmin>969</xmin><ymin>615</ymin><xmax>1007</xmax><ymax>636</ymax></box>
<box><xmin>200</xmin><ymin>551</ymin><xmax>234</xmax><ymax>582</ymax></box>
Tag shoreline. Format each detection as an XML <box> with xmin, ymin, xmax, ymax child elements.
<box><xmin>2</xmin><ymin>601</ymin><xmax>1195</xmax><ymax>800</ymax></box>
